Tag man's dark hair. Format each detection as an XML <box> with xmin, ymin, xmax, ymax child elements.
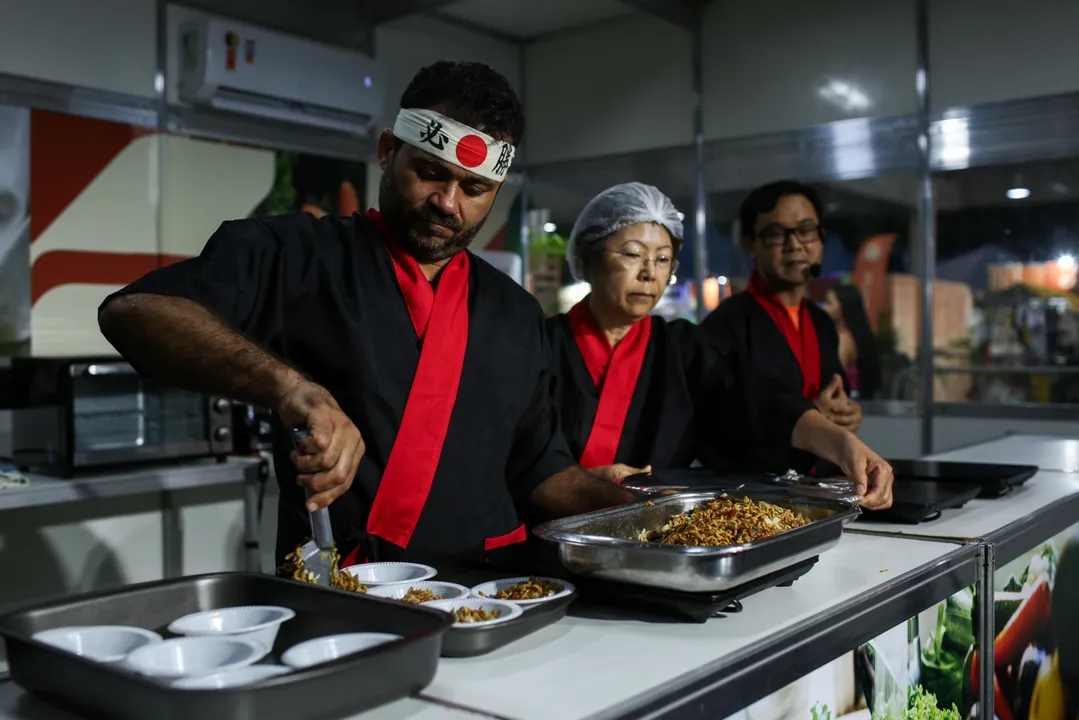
<box><xmin>399</xmin><ymin>61</ymin><xmax>524</xmax><ymax>146</ymax></box>
<box><xmin>739</xmin><ymin>180</ymin><xmax>825</xmax><ymax>239</ymax></box>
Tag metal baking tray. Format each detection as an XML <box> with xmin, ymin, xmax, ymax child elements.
<box><xmin>434</xmin><ymin>567</ymin><xmax>577</xmax><ymax>657</ymax></box>
<box><xmin>0</xmin><ymin>572</ymin><xmax>451</xmax><ymax>720</ymax></box>
<box><xmin>533</xmin><ymin>490</ymin><xmax>860</xmax><ymax>592</ymax></box>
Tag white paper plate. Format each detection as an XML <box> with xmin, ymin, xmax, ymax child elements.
<box><xmin>126</xmin><ymin>637</ymin><xmax>267</xmax><ymax>679</ymax></box>
<box><xmin>32</xmin><ymin>626</ymin><xmax>162</xmax><ymax>664</ymax></box>
<box><xmin>469</xmin><ymin>577</ymin><xmax>575</xmax><ymax>606</ymax></box>
<box><xmin>366</xmin><ymin>581</ymin><xmax>469</xmax><ymax>604</ymax></box>
<box><xmin>342</xmin><ymin>562</ymin><xmax>436</xmax><ymax>586</ymax></box>
<box><xmin>167</xmin><ymin>606</ymin><xmax>295</xmax><ymax>653</ymax></box>
<box><xmin>425</xmin><ymin>598</ymin><xmax>523</xmax><ymax>628</ymax></box>
<box><xmin>281</xmin><ymin>633</ymin><xmax>403</xmax><ymax>669</ymax></box>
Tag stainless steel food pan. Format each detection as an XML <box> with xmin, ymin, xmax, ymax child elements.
<box><xmin>532</xmin><ymin>490</ymin><xmax>860</xmax><ymax>593</ymax></box>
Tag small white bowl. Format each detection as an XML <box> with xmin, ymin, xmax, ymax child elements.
<box><xmin>342</xmin><ymin>562</ymin><xmax>436</xmax><ymax>586</ymax></box>
<box><xmin>280</xmin><ymin>633</ymin><xmax>402</xmax><ymax>669</ymax></box>
<box><xmin>172</xmin><ymin>665</ymin><xmax>291</xmax><ymax>690</ymax></box>
<box><xmin>167</xmin><ymin>606</ymin><xmax>295</xmax><ymax>653</ymax></box>
<box><xmin>469</xmin><ymin>577</ymin><xmax>575</xmax><ymax>607</ymax></box>
<box><xmin>125</xmin><ymin>636</ymin><xmax>266</xmax><ymax>679</ymax></box>
<box><xmin>32</xmin><ymin>626</ymin><xmax>162</xmax><ymax>664</ymax></box>
<box><xmin>426</xmin><ymin>598</ymin><xmax>523</xmax><ymax>628</ymax></box>
<box><xmin>366</xmin><ymin>581</ymin><xmax>469</xmax><ymax>604</ymax></box>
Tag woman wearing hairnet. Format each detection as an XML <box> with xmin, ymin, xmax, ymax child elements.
<box><xmin>546</xmin><ymin>182</ymin><xmax>894</xmax><ymax>507</ymax></box>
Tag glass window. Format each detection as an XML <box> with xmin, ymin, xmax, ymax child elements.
<box><xmin>934</xmin><ymin>159</ymin><xmax>1079</xmax><ymax>405</ymax></box>
<box><xmin>705</xmin><ymin>173</ymin><xmax>919</xmax><ymax>401</ymax></box>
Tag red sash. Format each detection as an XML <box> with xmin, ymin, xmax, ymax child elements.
<box><xmin>363</xmin><ymin>209</ymin><xmax>470</xmax><ymax>551</ymax></box>
<box><xmin>568</xmin><ymin>298</ymin><xmax>652</xmax><ymax>470</ymax></box>
<box><xmin>746</xmin><ymin>269</ymin><xmax>822</xmax><ymax>400</ymax></box>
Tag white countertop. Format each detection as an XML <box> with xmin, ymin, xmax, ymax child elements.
<box><xmin>931</xmin><ymin>433</ymin><xmax>1079</xmax><ymax>472</ymax></box>
<box><xmin>0</xmin><ymin>680</ymin><xmax>486</xmax><ymax>720</ymax></box>
<box><xmin>854</xmin><ymin>435</ymin><xmax>1079</xmax><ymax>540</ymax></box>
<box><xmin>0</xmin><ymin>457</ymin><xmax>260</xmax><ymax>512</ymax></box>
<box><xmin>419</xmin><ymin>533</ymin><xmax>961</xmax><ymax>720</ymax></box>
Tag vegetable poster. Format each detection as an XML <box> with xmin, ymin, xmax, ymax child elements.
<box><xmin>920</xmin><ymin>525</ymin><xmax>1079</xmax><ymax>720</ymax></box>
<box><xmin>724</xmin><ymin>523</ymin><xmax>1079</xmax><ymax>720</ymax></box>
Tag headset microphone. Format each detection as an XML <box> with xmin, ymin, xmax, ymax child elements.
<box><xmin>809</xmin><ymin>263</ymin><xmax>822</xmax><ymax>278</ymax></box>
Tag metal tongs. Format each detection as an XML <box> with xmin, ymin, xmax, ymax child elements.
<box><xmin>293</xmin><ymin>428</ymin><xmax>337</xmax><ymax>586</ymax></box>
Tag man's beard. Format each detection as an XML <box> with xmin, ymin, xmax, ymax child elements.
<box><xmin>378</xmin><ymin>166</ymin><xmax>487</xmax><ymax>263</ymax></box>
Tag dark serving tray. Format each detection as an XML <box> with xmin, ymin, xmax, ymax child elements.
<box><xmin>435</xmin><ymin>567</ymin><xmax>578</xmax><ymax>658</ymax></box>
<box><xmin>857</xmin><ymin>480</ymin><xmax>983</xmax><ymax>524</ymax></box>
<box><xmin>886</xmin><ymin>459</ymin><xmax>1039</xmax><ymax>499</ymax></box>
<box><xmin>0</xmin><ymin>572</ymin><xmax>451</xmax><ymax>720</ymax></box>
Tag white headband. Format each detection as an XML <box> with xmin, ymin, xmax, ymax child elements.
<box><xmin>393</xmin><ymin>108</ymin><xmax>515</xmax><ymax>182</ymax></box>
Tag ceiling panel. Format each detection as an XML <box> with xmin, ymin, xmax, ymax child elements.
<box><xmin>437</xmin><ymin>0</ymin><xmax>634</xmax><ymax>40</ymax></box>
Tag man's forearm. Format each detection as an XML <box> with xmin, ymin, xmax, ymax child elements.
<box><xmin>528</xmin><ymin>465</ymin><xmax>638</xmax><ymax>520</ymax></box>
<box><xmin>99</xmin><ymin>293</ymin><xmax>302</xmax><ymax>409</ymax></box>
<box><xmin>790</xmin><ymin>409</ymin><xmax>853</xmax><ymax>465</ymax></box>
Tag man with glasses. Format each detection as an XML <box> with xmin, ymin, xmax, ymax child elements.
<box><xmin>547</xmin><ymin>183</ymin><xmax>892</xmax><ymax>510</ymax></box>
<box><xmin>700</xmin><ymin>181</ymin><xmax>868</xmax><ymax>477</ymax></box>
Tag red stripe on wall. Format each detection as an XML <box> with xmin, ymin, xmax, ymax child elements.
<box><xmin>30</xmin><ymin>110</ymin><xmax>154</xmax><ymax>242</ymax></box>
<box><xmin>31</xmin><ymin>250</ymin><xmax>189</xmax><ymax>306</ymax></box>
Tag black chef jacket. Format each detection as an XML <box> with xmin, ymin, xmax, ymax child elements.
<box><xmin>698</xmin><ymin>292</ymin><xmax>848</xmax><ymax>474</ymax></box>
<box><xmin>102</xmin><ymin>212</ymin><xmax>576</xmax><ymax>566</ymax></box>
<box><xmin>547</xmin><ymin>314</ymin><xmax>814</xmax><ymax>472</ymax></box>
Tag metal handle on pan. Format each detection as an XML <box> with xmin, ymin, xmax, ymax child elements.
<box><xmin>293</xmin><ymin>428</ymin><xmax>334</xmax><ymax>548</ymax></box>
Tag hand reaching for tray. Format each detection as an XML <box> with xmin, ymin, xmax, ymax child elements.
<box><xmin>834</xmin><ymin>433</ymin><xmax>894</xmax><ymax>510</ymax></box>
<box><xmin>792</xmin><ymin>410</ymin><xmax>893</xmax><ymax>510</ymax></box>
<box><xmin>591</xmin><ymin>464</ymin><xmax>652</xmax><ymax>485</ymax></box>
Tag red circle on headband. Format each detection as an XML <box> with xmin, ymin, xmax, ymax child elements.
<box><xmin>456</xmin><ymin>135</ymin><xmax>488</xmax><ymax>168</ymax></box>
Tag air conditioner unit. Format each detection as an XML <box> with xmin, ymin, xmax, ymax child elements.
<box><xmin>178</xmin><ymin>16</ymin><xmax>384</xmax><ymax>136</ymax></box>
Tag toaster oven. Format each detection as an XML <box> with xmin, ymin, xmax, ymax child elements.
<box><xmin>12</xmin><ymin>356</ymin><xmax>234</xmax><ymax>476</ymax></box>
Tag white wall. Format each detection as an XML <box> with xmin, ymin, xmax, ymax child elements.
<box><xmin>522</xmin><ymin>14</ymin><xmax>693</xmax><ymax>164</ymax></box>
<box><xmin>929</xmin><ymin>0</ymin><xmax>1079</xmax><ymax>111</ymax></box>
<box><xmin>375</xmin><ymin>15</ymin><xmax>522</xmax><ymax>131</ymax></box>
<box><xmin>859</xmin><ymin>414</ymin><xmax>1079</xmax><ymax>459</ymax></box>
<box><xmin>702</xmin><ymin>0</ymin><xmax>918</xmax><ymax>140</ymax></box>
<box><xmin>0</xmin><ymin>0</ymin><xmax>158</xmax><ymax>97</ymax></box>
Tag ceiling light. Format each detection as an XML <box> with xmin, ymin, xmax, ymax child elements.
<box><xmin>717</xmin><ymin>276</ymin><xmax>728</xmax><ymax>286</ymax></box>
<box><xmin>1006</xmin><ymin>187</ymin><xmax>1030</xmax><ymax>200</ymax></box>
<box><xmin>543</xmin><ymin>222</ymin><xmax>556</xmax><ymax>233</ymax></box>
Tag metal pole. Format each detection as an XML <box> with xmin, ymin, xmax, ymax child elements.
<box><xmin>517</xmin><ymin>43</ymin><xmax>531</xmax><ymax>288</ymax></box>
<box><xmin>915</xmin><ymin>0</ymin><xmax>936</xmax><ymax>455</ymax></box>
<box><xmin>977</xmin><ymin>542</ymin><xmax>996</xmax><ymax>720</ymax></box>
<box><xmin>691</xmin><ymin>10</ymin><xmax>708</xmax><ymax>321</ymax></box>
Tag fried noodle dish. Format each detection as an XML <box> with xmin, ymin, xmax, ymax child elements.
<box><xmin>401</xmin><ymin>587</ymin><xmax>443</xmax><ymax>604</ymax></box>
<box><xmin>453</xmin><ymin>607</ymin><xmax>502</xmax><ymax>623</ymax></box>
<box><xmin>637</xmin><ymin>494</ymin><xmax>808</xmax><ymax>546</ymax></box>
<box><xmin>483</xmin><ymin>577</ymin><xmax>564</xmax><ymax>601</ymax></box>
<box><xmin>277</xmin><ymin>541</ymin><xmax>368</xmax><ymax>593</ymax></box>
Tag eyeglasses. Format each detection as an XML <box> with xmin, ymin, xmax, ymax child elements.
<box><xmin>604</xmin><ymin>249</ymin><xmax>679</xmax><ymax>276</ymax></box>
<box><xmin>757</xmin><ymin>223</ymin><xmax>823</xmax><ymax>249</ymax></box>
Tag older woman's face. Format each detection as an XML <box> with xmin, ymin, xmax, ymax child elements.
<box><xmin>587</xmin><ymin>222</ymin><xmax>675</xmax><ymax>322</ymax></box>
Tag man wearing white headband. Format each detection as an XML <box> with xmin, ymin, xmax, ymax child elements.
<box><xmin>98</xmin><ymin>61</ymin><xmax>636</xmax><ymax>569</ymax></box>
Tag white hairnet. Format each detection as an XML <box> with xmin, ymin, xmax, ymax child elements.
<box><xmin>567</xmin><ymin>182</ymin><xmax>684</xmax><ymax>281</ymax></box>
